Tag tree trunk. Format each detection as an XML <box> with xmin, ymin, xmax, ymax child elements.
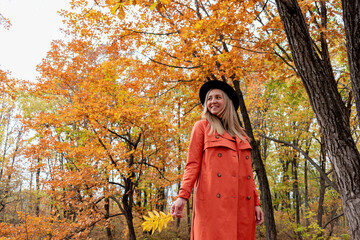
<box><xmin>176</xmin><ymin>178</ymin><xmax>181</xmax><ymax>228</ymax></box>
<box><xmin>317</xmin><ymin>136</ymin><xmax>326</xmax><ymax>233</ymax></box>
<box><xmin>36</xmin><ymin>158</ymin><xmax>41</xmax><ymax>217</ymax></box>
<box><xmin>105</xmin><ymin>196</ymin><xmax>114</xmax><ymax>240</ymax></box>
<box><xmin>275</xmin><ymin>0</ymin><xmax>360</xmax><ymax>238</ymax></box>
<box><xmin>233</xmin><ymin>80</ymin><xmax>277</xmax><ymax>240</ymax></box>
<box><xmin>317</xmin><ymin>163</ymin><xmax>326</xmax><ymax>237</ymax></box>
<box><xmin>186</xmin><ymin>198</ymin><xmax>191</xmax><ymax>236</ymax></box>
<box><xmin>304</xmin><ymin>159</ymin><xmax>309</xmax><ymax>228</ymax></box>
<box><xmin>123</xmin><ymin>176</ymin><xmax>136</xmax><ymax>240</ymax></box>
<box><xmin>123</xmin><ymin>147</ymin><xmax>137</xmax><ymax>240</ymax></box>
<box><xmin>292</xmin><ymin>154</ymin><xmax>301</xmax><ymax>240</ymax></box>
<box><xmin>156</xmin><ymin>186</ymin><xmax>166</xmax><ymax>211</ymax></box>
<box><xmin>341</xmin><ymin>0</ymin><xmax>360</xmax><ymax>122</ymax></box>
<box><xmin>281</xmin><ymin>159</ymin><xmax>290</xmax><ymax>210</ymax></box>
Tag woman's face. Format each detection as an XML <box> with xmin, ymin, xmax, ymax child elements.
<box><xmin>206</xmin><ymin>89</ymin><xmax>225</xmax><ymax>117</ymax></box>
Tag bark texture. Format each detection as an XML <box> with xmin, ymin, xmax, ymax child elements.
<box><xmin>275</xmin><ymin>0</ymin><xmax>360</xmax><ymax>238</ymax></box>
<box><xmin>342</xmin><ymin>0</ymin><xmax>360</xmax><ymax>122</ymax></box>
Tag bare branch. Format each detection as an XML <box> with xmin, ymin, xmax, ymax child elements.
<box><xmin>148</xmin><ymin>57</ymin><xmax>202</xmax><ymax>69</ymax></box>
<box><xmin>258</xmin><ymin>133</ymin><xmax>339</xmax><ymax>192</ymax></box>
<box><xmin>323</xmin><ymin>213</ymin><xmax>344</xmax><ymax>229</ymax></box>
<box><xmin>121</xmin><ymin>28</ymin><xmax>179</xmax><ymax>36</ymax></box>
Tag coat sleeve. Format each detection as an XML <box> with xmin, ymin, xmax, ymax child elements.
<box><xmin>178</xmin><ymin>121</ymin><xmax>205</xmax><ymax>200</ymax></box>
<box><xmin>253</xmin><ymin>179</ymin><xmax>261</xmax><ymax>206</ymax></box>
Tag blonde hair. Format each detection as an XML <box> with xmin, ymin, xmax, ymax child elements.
<box><xmin>201</xmin><ymin>89</ymin><xmax>248</xmax><ymax>141</ymax></box>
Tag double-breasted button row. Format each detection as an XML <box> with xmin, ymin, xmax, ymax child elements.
<box><xmin>218</xmin><ymin>153</ymin><xmax>222</xmax><ymax>157</ymax></box>
<box><xmin>217</xmin><ymin>194</ymin><xmax>251</xmax><ymax>199</ymax></box>
<box><xmin>217</xmin><ymin>172</ymin><xmax>240</xmax><ymax>178</ymax></box>
<box><xmin>246</xmin><ymin>155</ymin><xmax>250</xmax><ymax>159</ymax></box>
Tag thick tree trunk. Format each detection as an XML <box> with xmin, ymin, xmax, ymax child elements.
<box><xmin>341</xmin><ymin>0</ymin><xmax>360</xmax><ymax>121</ymax></box>
<box><xmin>105</xmin><ymin>196</ymin><xmax>114</xmax><ymax>240</ymax></box>
<box><xmin>275</xmin><ymin>0</ymin><xmax>360</xmax><ymax>238</ymax></box>
<box><xmin>233</xmin><ymin>80</ymin><xmax>277</xmax><ymax>240</ymax></box>
<box><xmin>123</xmin><ymin>176</ymin><xmax>136</xmax><ymax>240</ymax></box>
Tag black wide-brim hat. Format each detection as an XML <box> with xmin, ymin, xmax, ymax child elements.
<box><xmin>199</xmin><ymin>80</ymin><xmax>239</xmax><ymax>111</ymax></box>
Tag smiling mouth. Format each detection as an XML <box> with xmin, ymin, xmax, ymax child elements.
<box><xmin>210</xmin><ymin>107</ymin><xmax>220</xmax><ymax>113</ymax></box>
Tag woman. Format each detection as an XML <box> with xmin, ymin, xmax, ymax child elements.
<box><xmin>170</xmin><ymin>80</ymin><xmax>264</xmax><ymax>239</ymax></box>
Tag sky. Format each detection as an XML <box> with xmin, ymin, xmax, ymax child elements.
<box><xmin>0</xmin><ymin>0</ymin><xmax>71</xmax><ymax>82</ymax></box>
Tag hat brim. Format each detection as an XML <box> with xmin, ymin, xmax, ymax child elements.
<box><xmin>199</xmin><ymin>80</ymin><xmax>239</xmax><ymax>110</ymax></box>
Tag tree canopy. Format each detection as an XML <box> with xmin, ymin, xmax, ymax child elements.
<box><xmin>0</xmin><ymin>0</ymin><xmax>359</xmax><ymax>239</ymax></box>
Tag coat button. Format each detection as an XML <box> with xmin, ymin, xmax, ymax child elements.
<box><xmin>215</xmin><ymin>135</ymin><xmax>220</xmax><ymax>139</ymax></box>
<box><xmin>248</xmin><ymin>175</ymin><xmax>251</xmax><ymax>180</ymax></box>
<box><xmin>217</xmin><ymin>173</ymin><xmax>222</xmax><ymax>177</ymax></box>
<box><xmin>218</xmin><ymin>153</ymin><xmax>222</xmax><ymax>157</ymax></box>
<box><xmin>217</xmin><ymin>193</ymin><xmax>221</xmax><ymax>198</ymax></box>
<box><xmin>246</xmin><ymin>155</ymin><xmax>249</xmax><ymax>159</ymax></box>
<box><xmin>247</xmin><ymin>196</ymin><xmax>251</xmax><ymax>200</ymax></box>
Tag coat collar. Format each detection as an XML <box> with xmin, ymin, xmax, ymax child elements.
<box><xmin>215</xmin><ymin>127</ymin><xmax>252</xmax><ymax>149</ymax></box>
<box><xmin>203</xmin><ymin>120</ymin><xmax>252</xmax><ymax>149</ymax></box>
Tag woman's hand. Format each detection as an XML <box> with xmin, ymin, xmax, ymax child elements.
<box><xmin>255</xmin><ymin>205</ymin><xmax>264</xmax><ymax>225</ymax></box>
<box><xmin>170</xmin><ymin>197</ymin><xmax>187</xmax><ymax>218</ymax></box>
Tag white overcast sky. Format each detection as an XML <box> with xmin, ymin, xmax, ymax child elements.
<box><xmin>0</xmin><ymin>0</ymin><xmax>71</xmax><ymax>82</ymax></box>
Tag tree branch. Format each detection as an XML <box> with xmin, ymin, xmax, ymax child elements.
<box><xmin>323</xmin><ymin>213</ymin><xmax>344</xmax><ymax>229</ymax></box>
<box><xmin>258</xmin><ymin>133</ymin><xmax>339</xmax><ymax>192</ymax></box>
<box><xmin>143</xmin><ymin>162</ymin><xmax>171</xmax><ymax>182</ymax></box>
<box><xmin>122</xmin><ymin>28</ymin><xmax>179</xmax><ymax>36</ymax></box>
<box><xmin>109</xmin><ymin>181</ymin><xmax>125</xmax><ymax>188</ymax></box>
<box><xmin>148</xmin><ymin>57</ymin><xmax>202</xmax><ymax>69</ymax></box>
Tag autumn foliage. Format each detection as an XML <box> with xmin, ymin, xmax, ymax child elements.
<box><xmin>0</xmin><ymin>0</ymin><xmax>357</xmax><ymax>239</ymax></box>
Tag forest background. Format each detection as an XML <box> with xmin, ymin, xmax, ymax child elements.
<box><xmin>0</xmin><ymin>0</ymin><xmax>359</xmax><ymax>239</ymax></box>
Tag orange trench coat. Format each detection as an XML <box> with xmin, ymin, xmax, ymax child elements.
<box><xmin>178</xmin><ymin>120</ymin><xmax>261</xmax><ymax>240</ymax></box>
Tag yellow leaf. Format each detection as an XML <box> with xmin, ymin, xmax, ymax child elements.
<box><xmin>142</xmin><ymin>222</ymin><xmax>152</xmax><ymax>232</ymax></box>
<box><xmin>150</xmin><ymin>1</ymin><xmax>157</xmax><ymax>11</ymax></box>
<box><xmin>110</xmin><ymin>3</ymin><xmax>120</xmax><ymax>15</ymax></box>
<box><xmin>153</xmin><ymin>210</ymin><xmax>160</xmax><ymax>217</ymax></box>
<box><xmin>158</xmin><ymin>218</ymin><xmax>164</xmax><ymax>233</ymax></box>
<box><xmin>141</xmin><ymin>210</ymin><xmax>173</xmax><ymax>234</ymax></box>
<box><xmin>160</xmin><ymin>211</ymin><xmax>167</xmax><ymax>217</ymax></box>
<box><xmin>152</xmin><ymin>219</ymin><xmax>159</xmax><ymax>234</ymax></box>
<box><xmin>148</xmin><ymin>211</ymin><xmax>155</xmax><ymax>218</ymax></box>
